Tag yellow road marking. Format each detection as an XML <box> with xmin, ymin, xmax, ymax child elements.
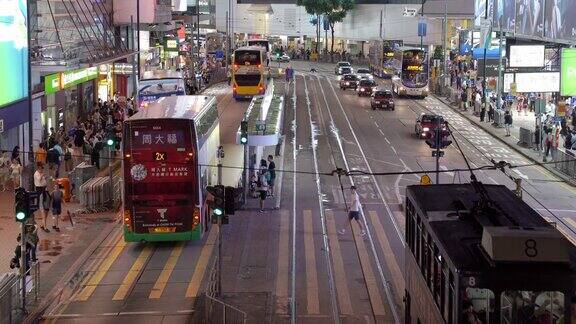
<box><xmin>563</xmin><ymin>217</ymin><xmax>576</xmax><ymax>231</ymax></box>
<box><xmin>112</xmin><ymin>245</ymin><xmax>154</xmax><ymax>300</ymax></box>
<box><xmin>149</xmin><ymin>243</ymin><xmax>184</xmax><ymax>299</ymax></box>
<box><xmin>351</xmin><ymin>216</ymin><xmax>387</xmax><ymax>316</ymax></box>
<box><xmin>185</xmin><ymin>226</ymin><xmax>219</xmax><ymax>298</ymax></box>
<box><xmin>75</xmin><ymin>232</ymin><xmax>127</xmax><ymax>301</ymax></box>
<box><xmin>325</xmin><ymin>210</ymin><xmax>353</xmax><ymax>315</ymax></box>
<box><xmin>368</xmin><ymin>211</ymin><xmax>405</xmax><ymax>304</ymax></box>
<box><xmin>303</xmin><ymin>210</ymin><xmax>320</xmax><ymax>314</ymax></box>
<box><xmin>276</xmin><ymin>210</ymin><xmax>290</xmax><ymax>314</ymax></box>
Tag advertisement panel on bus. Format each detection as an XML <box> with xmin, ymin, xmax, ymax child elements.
<box><xmin>124</xmin><ymin>120</ymin><xmax>199</xmax><ymax>241</ymax></box>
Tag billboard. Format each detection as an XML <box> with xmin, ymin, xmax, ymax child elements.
<box><xmin>459</xmin><ymin>30</ymin><xmax>472</xmax><ymax>55</ymax></box>
<box><xmin>515</xmin><ymin>72</ymin><xmax>560</xmax><ymax>93</ymax></box>
<box><xmin>0</xmin><ymin>0</ymin><xmax>28</xmax><ymax>108</ymax></box>
<box><xmin>475</xmin><ymin>0</ymin><xmax>494</xmax><ymax>27</ymax></box>
<box><xmin>509</xmin><ymin>45</ymin><xmax>544</xmax><ymax>67</ymax></box>
<box><xmin>544</xmin><ymin>0</ymin><xmax>576</xmax><ymax>40</ymax></box>
<box><xmin>515</xmin><ymin>0</ymin><xmax>544</xmax><ymax>36</ymax></box>
<box><xmin>561</xmin><ymin>48</ymin><xmax>576</xmax><ymax>96</ymax></box>
<box><xmin>501</xmin><ymin>0</ymin><xmax>516</xmax><ymax>31</ymax></box>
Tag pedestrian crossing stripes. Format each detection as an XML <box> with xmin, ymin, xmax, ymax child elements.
<box><xmin>65</xmin><ymin>211</ymin><xmax>576</xmax><ymax>313</ymax></box>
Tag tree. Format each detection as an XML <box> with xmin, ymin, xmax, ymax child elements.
<box><xmin>325</xmin><ymin>0</ymin><xmax>355</xmax><ymax>58</ymax></box>
<box><xmin>296</xmin><ymin>0</ymin><xmax>329</xmax><ymax>54</ymax></box>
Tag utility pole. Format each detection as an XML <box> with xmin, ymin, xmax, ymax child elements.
<box><xmin>379</xmin><ymin>10</ymin><xmax>383</xmax><ymax>40</ymax></box>
<box><xmin>481</xmin><ymin>0</ymin><xmax>489</xmax><ymax>105</ymax></box>
<box><xmin>442</xmin><ymin>0</ymin><xmax>448</xmax><ymax>88</ymax></box>
<box><xmin>435</xmin><ymin>119</ymin><xmax>441</xmax><ymax>184</ymax></box>
<box><xmin>225</xmin><ymin>11</ymin><xmax>229</xmax><ymax>65</ymax></box>
<box><xmin>496</xmin><ymin>17</ymin><xmax>504</xmax><ymax>114</ymax></box>
<box><xmin>137</xmin><ymin>0</ymin><xmax>141</xmax><ymax>81</ymax></box>
<box><xmin>420</xmin><ymin>0</ymin><xmax>424</xmax><ymax>49</ymax></box>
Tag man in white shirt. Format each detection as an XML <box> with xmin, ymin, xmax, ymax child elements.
<box><xmin>339</xmin><ymin>186</ymin><xmax>366</xmax><ymax>236</ymax></box>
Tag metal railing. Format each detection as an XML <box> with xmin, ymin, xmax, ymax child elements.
<box><xmin>204</xmin><ymin>293</ymin><xmax>248</xmax><ymax>324</ymax></box>
<box><xmin>518</xmin><ymin>127</ymin><xmax>535</xmax><ymax>148</ymax></box>
<box><xmin>0</xmin><ymin>262</ymin><xmax>40</xmax><ymax>324</ymax></box>
<box><xmin>553</xmin><ymin>149</ymin><xmax>576</xmax><ymax>181</ymax></box>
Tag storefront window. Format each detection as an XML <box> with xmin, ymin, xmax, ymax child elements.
<box><xmin>501</xmin><ymin>291</ymin><xmax>564</xmax><ymax>324</ymax></box>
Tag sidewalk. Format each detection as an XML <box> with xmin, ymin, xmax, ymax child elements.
<box><xmin>0</xmin><ymin>159</ymin><xmax>120</xmax><ymax>318</ymax></box>
<box><xmin>434</xmin><ymin>89</ymin><xmax>576</xmax><ymax>185</ymax></box>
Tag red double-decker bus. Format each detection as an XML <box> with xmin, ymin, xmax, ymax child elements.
<box><xmin>122</xmin><ymin>95</ymin><xmax>220</xmax><ymax>242</ymax></box>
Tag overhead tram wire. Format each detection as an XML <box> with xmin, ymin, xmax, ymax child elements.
<box><xmin>7</xmin><ymin>149</ymin><xmax>576</xmax><ymax>179</ymax></box>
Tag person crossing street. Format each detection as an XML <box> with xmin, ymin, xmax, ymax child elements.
<box><xmin>339</xmin><ymin>186</ymin><xmax>366</xmax><ymax>236</ymax></box>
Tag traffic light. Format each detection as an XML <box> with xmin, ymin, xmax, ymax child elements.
<box><xmin>426</xmin><ymin>129</ymin><xmax>452</xmax><ymax>149</ymax></box>
<box><xmin>14</xmin><ymin>188</ymin><xmax>29</xmax><ymax>222</ymax></box>
<box><xmin>240</xmin><ymin>121</ymin><xmax>248</xmax><ymax>145</ymax></box>
<box><xmin>207</xmin><ymin>185</ymin><xmax>226</xmax><ymax>224</ymax></box>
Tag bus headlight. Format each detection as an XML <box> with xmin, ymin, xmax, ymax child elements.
<box><xmin>124</xmin><ymin>210</ymin><xmax>132</xmax><ymax>230</ymax></box>
<box><xmin>423</xmin><ymin>127</ymin><xmax>430</xmax><ymax>132</ymax></box>
<box><xmin>193</xmin><ymin>207</ymin><xmax>201</xmax><ymax>227</ymax></box>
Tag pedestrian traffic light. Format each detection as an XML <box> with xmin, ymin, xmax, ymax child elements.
<box><xmin>207</xmin><ymin>185</ymin><xmax>226</xmax><ymax>224</ymax></box>
<box><xmin>240</xmin><ymin>121</ymin><xmax>248</xmax><ymax>145</ymax></box>
<box><xmin>14</xmin><ymin>188</ymin><xmax>29</xmax><ymax>222</ymax></box>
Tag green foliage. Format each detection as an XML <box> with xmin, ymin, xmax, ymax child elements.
<box><xmin>297</xmin><ymin>0</ymin><xmax>355</xmax><ymax>54</ymax></box>
<box><xmin>325</xmin><ymin>0</ymin><xmax>355</xmax><ymax>25</ymax></box>
<box><xmin>433</xmin><ymin>46</ymin><xmax>443</xmax><ymax>60</ymax></box>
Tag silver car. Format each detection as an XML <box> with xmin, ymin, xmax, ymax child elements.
<box><xmin>356</xmin><ymin>68</ymin><xmax>373</xmax><ymax>80</ymax></box>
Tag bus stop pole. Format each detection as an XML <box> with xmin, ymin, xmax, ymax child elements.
<box><xmin>217</xmin><ymin>161</ymin><xmax>223</xmax><ymax>297</ymax></box>
<box><xmin>20</xmin><ymin>220</ymin><xmax>26</xmax><ymax>311</ymax></box>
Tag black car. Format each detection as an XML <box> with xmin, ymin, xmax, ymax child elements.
<box><xmin>371</xmin><ymin>90</ymin><xmax>395</xmax><ymax>110</ymax></box>
<box><xmin>357</xmin><ymin>79</ymin><xmax>377</xmax><ymax>96</ymax></box>
<box><xmin>339</xmin><ymin>74</ymin><xmax>360</xmax><ymax>90</ymax></box>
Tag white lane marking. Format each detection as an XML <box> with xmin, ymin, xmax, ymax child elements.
<box><xmin>390</xmin><ymin>146</ymin><xmax>397</xmax><ymax>155</ymax></box>
<box><xmin>291</xmin><ymin>78</ymin><xmax>298</xmax><ymax>324</ymax></box>
<box><xmin>321</xmin><ymin>76</ymin><xmax>401</xmax><ymax>323</ymax></box>
<box><xmin>384</xmin><ymin>137</ymin><xmax>391</xmax><ymax>144</ymax></box>
<box><xmin>439</xmin><ymin>165</ymin><xmax>454</xmax><ymax>177</ymax></box>
<box><xmin>304</xmin><ymin>76</ymin><xmax>340</xmax><ymax>323</ymax></box>
<box><xmin>512</xmin><ymin>168</ymin><xmax>530</xmax><ymax>180</ymax></box>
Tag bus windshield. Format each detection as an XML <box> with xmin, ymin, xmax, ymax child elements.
<box><xmin>247</xmin><ymin>40</ymin><xmax>269</xmax><ymax>52</ymax></box>
<box><xmin>234</xmin><ymin>50</ymin><xmax>262</xmax><ymax>66</ymax></box>
<box><xmin>402</xmin><ymin>49</ymin><xmax>428</xmax><ymax>88</ymax></box>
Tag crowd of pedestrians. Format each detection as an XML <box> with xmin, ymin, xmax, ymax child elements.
<box><xmin>2</xmin><ymin>95</ymin><xmax>136</xmax><ymax>270</ymax></box>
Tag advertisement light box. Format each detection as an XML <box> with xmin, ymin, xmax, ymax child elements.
<box><xmin>515</xmin><ymin>72</ymin><xmax>559</xmax><ymax>93</ymax></box>
<box><xmin>0</xmin><ymin>0</ymin><xmax>28</xmax><ymax>108</ymax></box>
<box><xmin>509</xmin><ymin>45</ymin><xmax>544</xmax><ymax>68</ymax></box>
<box><xmin>561</xmin><ymin>48</ymin><xmax>576</xmax><ymax>96</ymax></box>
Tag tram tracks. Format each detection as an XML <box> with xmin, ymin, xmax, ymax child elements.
<box><xmin>311</xmin><ymin>74</ymin><xmax>402</xmax><ymax>323</ymax></box>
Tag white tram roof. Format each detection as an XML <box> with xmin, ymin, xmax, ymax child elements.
<box><xmin>141</xmin><ymin>70</ymin><xmax>183</xmax><ymax>80</ymax></box>
<box><xmin>129</xmin><ymin>96</ymin><xmax>216</xmax><ymax>121</ymax></box>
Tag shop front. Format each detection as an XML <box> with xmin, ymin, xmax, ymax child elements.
<box><xmin>43</xmin><ymin>67</ymin><xmax>98</xmax><ymax>134</ymax></box>
<box><xmin>97</xmin><ymin>63</ymin><xmax>135</xmax><ymax>100</ymax></box>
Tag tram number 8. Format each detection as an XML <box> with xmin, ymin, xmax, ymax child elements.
<box><xmin>524</xmin><ymin>239</ymin><xmax>538</xmax><ymax>258</ymax></box>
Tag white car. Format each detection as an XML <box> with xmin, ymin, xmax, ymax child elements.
<box><xmin>356</xmin><ymin>68</ymin><xmax>373</xmax><ymax>80</ymax></box>
<box><xmin>271</xmin><ymin>54</ymin><xmax>291</xmax><ymax>62</ymax></box>
<box><xmin>335</xmin><ymin>61</ymin><xmax>352</xmax><ymax>75</ymax></box>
